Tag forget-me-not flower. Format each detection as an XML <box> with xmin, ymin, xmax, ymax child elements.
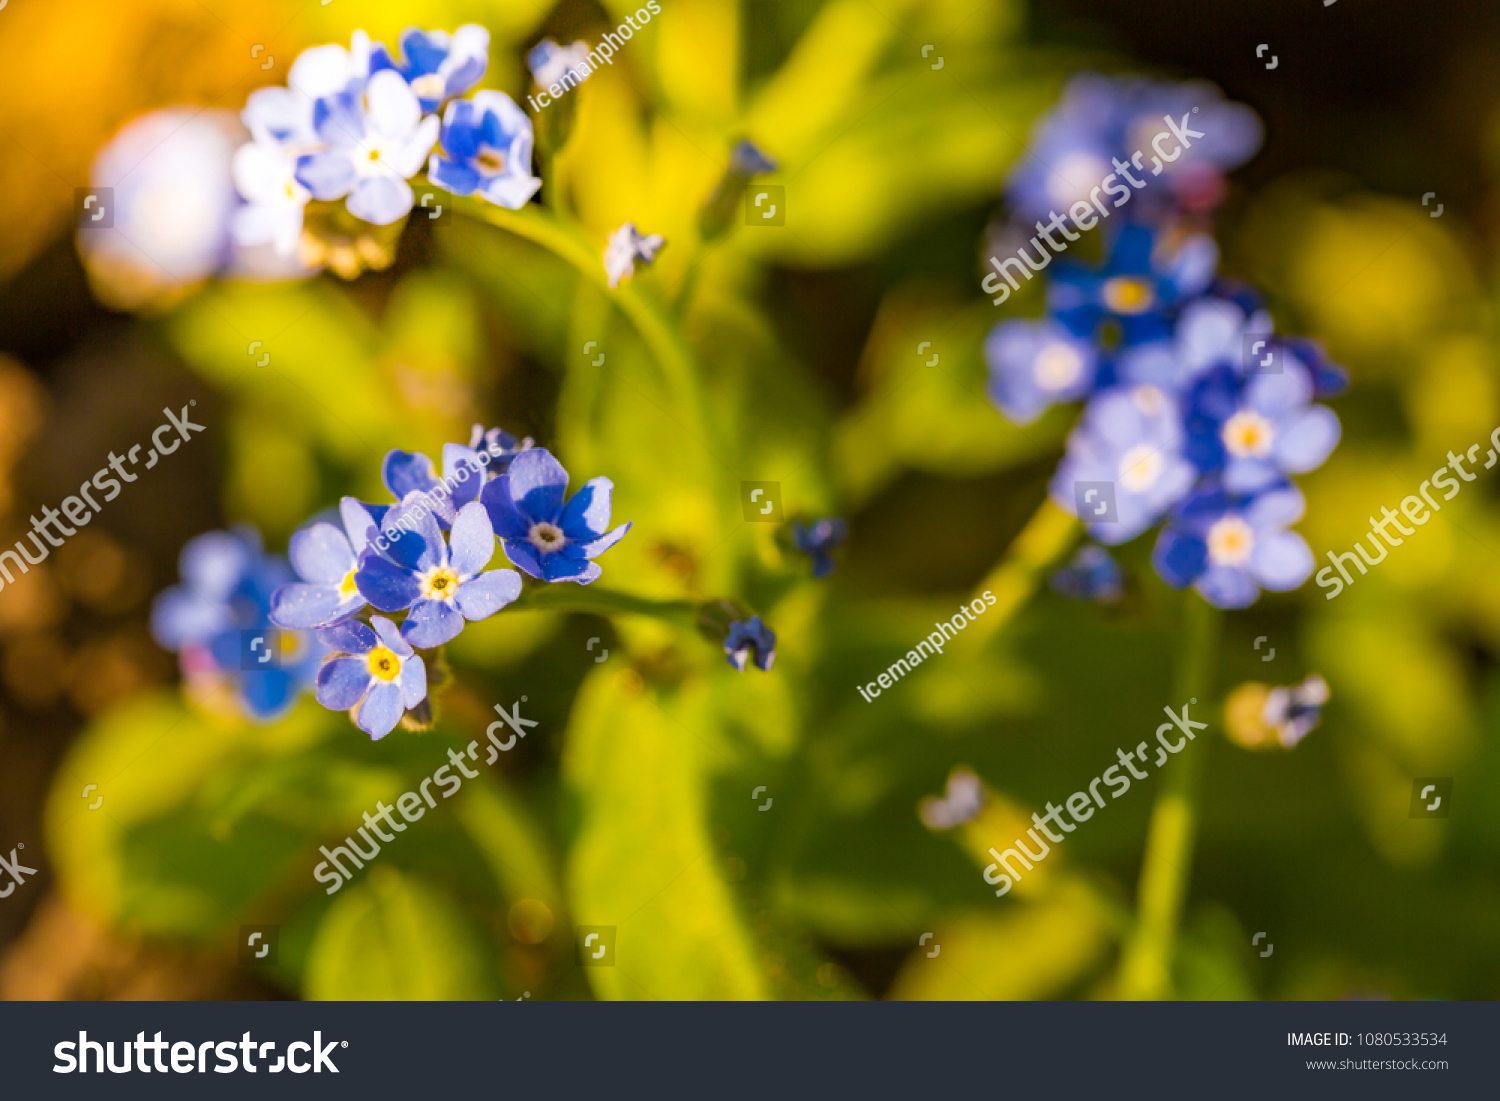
<box><xmin>528</xmin><ymin>39</ymin><xmax>593</xmax><ymax>88</ymax></box>
<box><xmin>382</xmin><ymin>441</ymin><xmax>495</xmax><ymax>528</ymax></box>
<box><xmin>480</xmin><ymin>448</ymin><xmax>631</xmax><ymax>584</ymax></box>
<box><xmin>1048</xmin><ymin>224</ymin><xmax>1216</xmax><ymax>345</ymax></box>
<box><xmin>315</xmin><ymin>616</ymin><xmax>427</xmax><ymax>740</ymax></box>
<box><xmin>469</xmin><ymin>423</ymin><xmax>533</xmax><ymax>474</ymax></box>
<box><xmin>1152</xmin><ymin>483</ymin><xmax>1314</xmax><ymax>609</ymax></box>
<box><xmin>984</xmin><ymin>318</ymin><xmax>1099</xmax><ymax>424</ymax></box>
<box><xmin>1183</xmin><ymin>363</ymin><xmax>1341</xmax><ymax>494</ymax></box>
<box><xmin>295</xmin><ymin>70</ymin><xmax>441</xmax><ymax>225</ymax></box>
<box><xmin>1050</xmin><ymin>383</ymin><xmax>1198</xmax><ymax>544</ymax></box>
<box><xmin>269</xmin><ymin>498</ymin><xmax>388</xmax><ymax>629</ymax></box>
<box><xmin>791</xmin><ymin>518</ymin><xmax>847</xmax><ymax>578</ymax></box>
<box><xmin>1049</xmin><ymin>544</ymin><xmax>1125</xmax><ymax>603</ymax></box>
<box><xmin>725</xmin><ymin>616</ymin><xmax>776</xmax><ymax>672</ymax></box>
<box><xmin>356</xmin><ymin>500</ymin><xmax>522</xmax><ymax>648</ymax></box>
<box><xmin>427</xmin><ymin>91</ymin><xmax>542</xmax><ymax>210</ymax></box>
<box><xmin>604</xmin><ymin>223</ymin><xmax>664</xmax><ymax>288</ymax></box>
<box><xmin>370</xmin><ymin>25</ymin><xmax>490</xmax><ymax>113</ymax></box>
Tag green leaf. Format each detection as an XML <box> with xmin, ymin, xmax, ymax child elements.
<box><xmin>304</xmin><ymin>866</ymin><xmax>497</xmax><ymax>1000</ymax></box>
<box><xmin>563</xmin><ymin>669</ymin><xmax>767</xmax><ymax>999</ymax></box>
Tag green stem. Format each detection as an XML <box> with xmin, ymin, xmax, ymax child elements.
<box><xmin>448</xmin><ymin>198</ymin><xmax>708</xmax><ymax>436</ymax></box>
<box><xmin>1116</xmin><ymin>594</ymin><xmax>1222</xmax><ymax>1000</ymax></box>
<box><xmin>957</xmin><ymin>499</ymin><xmax>1081</xmax><ymax>650</ymax></box>
<box><xmin>511</xmin><ymin>582</ymin><xmax>699</xmax><ymax>628</ymax></box>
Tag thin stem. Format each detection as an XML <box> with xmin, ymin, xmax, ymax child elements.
<box><xmin>448</xmin><ymin>198</ymin><xmax>708</xmax><ymax>436</ymax></box>
<box><xmin>958</xmin><ymin>499</ymin><xmax>1081</xmax><ymax>650</ymax></box>
<box><xmin>510</xmin><ymin>582</ymin><xmax>699</xmax><ymax>628</ymax></box>
<box><xmin>1116</xmin><ymin>594</ymin><xmax>1222</xmax><ymax>1000</ymax></box>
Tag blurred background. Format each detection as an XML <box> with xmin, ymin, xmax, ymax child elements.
<box><xmin>1</xmin><ymin>0</ymin><xmax>1499</xmax><ymax>1001</ymax></box>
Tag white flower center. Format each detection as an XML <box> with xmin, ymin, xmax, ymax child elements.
<box><xmin>527</xmin><ymin>521</ymin><xmax>566</xmax><ymax>552</ymax></box>
<box><xmin>410</xmin><ymin>73</ymin><xmax>446</xmax><ymax>102</ymax></box>
<box><xmin>1132</xmin><ymin>384</ymin><xmax>1166</xmax><ymax>417</ymax></box>
<box><xmin>1221</xmin><ymin>410</ymin><xmax>1274</xmax><ymax>458</ymax></box>
<box><xmin>420</xmin><ymin>566</ymin><xmax>461</xmax><ymax>601</ymax></box>
<box><xmin>1034</xmin><ymin>343</ymin><xmax>1083</xmax><ymax>391</ymax></box>
<box><xmin>1118</xmin><ymin>444</ymin><xmax>1163</xmax><ymax>492</ymax></box>
<box><xmin>354</xmin><ymin>133</ymin><xmax>403</xmax><ymax>178</ymax></box>
<box><xmin>1207</xmin><ymin>517</ymin><xmax>1255</xmax><ymax>566</ymax></box>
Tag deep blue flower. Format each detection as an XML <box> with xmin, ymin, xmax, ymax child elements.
<box><xmin>294</xmin><ymin>70</ymin><xmax>440</xmax><ymax>225</ymax></box>
<box><xmin>1005</xmin><ymin>73</ymin><xmax>1263</xmax><ymax>226</ymax></box>
<box><xmin>270</xmin><ymin>497</ymin><xmax>388</xmax><ymax>629</ymax></box>
<box><xmin>1050</xmin><ymin>544</ymin><xmax>1125</xmax><ymax>603</ymax></box>
<box><xmin>728</xmin><ymin>139</ymin><xmax>778</xmax><ymax>176</ymax></box>
<box><xmin>315</xmin><ymin>615</ymin><xmax>427</xmax><ymax>740</ymax></box>
<box><xmin>480</xmin><ymin>448</ymin><xmax>631</xmax><ymax>584</ymax></box>
<box><xmin>984</xmin><ymin>318</ymin><xmax>1099</xmax><ymax>424</ymax></box>
<box><xmin>428</xmin><ymin>91</ymin><xmax>541</xmax><ymax>209</ymax></box>
<box><xmin>725</xmin><ymin>616</ymin><xmax>776</xmax><ymax>672</ymax></box>
<box><xmin>382</xmin><ymin>441</ymin><xmax>494</xmax><ymax>529</ymax></box>
<box><xmin>1183</xmin><ymin>363</ymin><xmax>1341</xmax><ymax>493</ymax></box>
<box><xmin>150</xmin><ymin>527</ymin><xmax>323</xmax><ymax>721</ymax></box>
<box><xmin>355</xmin><ymin>499</ymin><xmax>521</xmax><ymax>648</ymax></box>
<box><xmin>792</xmin><ymin>518</ymin><xmax>847</xmax><ymax>578</ymax></box>
<box><xmin>1048</xmin><ymin>224</ymin><xmax>1216</xmax><ymax>345</ymax></box>
<box><xmin>370</xmin><ymin>25</ymin><xmax>489</xmax><ymax>113</ymax></box>
<box><xmin>1152</xmin><ymin>483</ymin><xmax>1314</xmax><ymax>608</ymax></box>
<box><xmin>469</xmin><ymin>423</ymin><xmax>533</xmax><ymax>475</ymax></box>
<box><xmin>1050</xmin><ymin>383</ymin><xmax>1198</xmax><ymax>544</ymax></box>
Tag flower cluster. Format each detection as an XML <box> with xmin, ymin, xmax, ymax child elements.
<box><xmin>987</xmin><ymin>75</ymin><xmax>1347</xmax><ymax>610</ymax></box>
<box><xmin>150</xmin><ymin>528</ymin><xmax>325</xmax><ymax>721</ymax></box>
<box><xmin>233</xmin><ymin>26</ymin><xmax>540</xmax><ymax>265</ymax></box>
<box><xmin>260</xmin><ymin>427</ymin><xmax>629</xmax><ymax>738</ymax></box>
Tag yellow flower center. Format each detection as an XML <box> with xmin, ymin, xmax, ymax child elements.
<box><xmin>421</xmin><ymin>567</ymin><xmax>460</xmax><ymax>601</ymax></box>
<box><xmin>1102</xmin><ymin>276</ymin><xmax>1154</xmax><ymax>315</ymax></box>
<box><xmin>1207</xmin><ymin>517</ymin><xmax>1255</xmax><ymax>566</ymax></box>
<box><xmin>367</xmin><ymin>646</ymin><xmax>401</xmax><ymax>681</ymax></box>
<box><xmin>1034</xmin><ymin>343</ymin><xmax>1083</xmax><ymax>390</ymax></box>
<box><xmin>477</xmin><ymin>148</ymin><xmax>506</xmax><ymax>174</ymax></box>
<box><xmin>1118</xmin><ymin>444</ymin><xmax>1163</xmax><ymax>492</ymax></box>
<box><xmin>1221</xmin><ymin>411</ymin><xmax>1274</xmax><ymax>458</ymax></box>
<box><xmin>338</xmin><ymin>568</ymin><xmax>361</xmax><ymax>599</ymax></box>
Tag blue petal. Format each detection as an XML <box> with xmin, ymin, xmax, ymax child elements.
<box><xmin>1274</xmin><ymin>405</ymin><xmax>1340</xmax><ymax>474</ymax></box>
<box><xmin>1253</xmin><ymin>530</ymin><xmax>1314</xmax><ymax>591</ymax></box>
<box><xmin>370</xmin><ymin>614</ymin><xmax>414</xmax><ymax>658</ymax></box>
<box><xmin>340</xmin><ymin>497</ymin><xmax>382</xmax><ymax>556</ymax></box>
<box><xmin>356</xmin><ymin>680</ymin><xmax>404</xmax><ymax>740</ymax></box>
<box><xmin>318</xmin><ymin>619</ymin><xmax>377</xmax><ymax>654</ymax></box>
<box><xmin>442</xmin><ymin>443</ymin><xmax>486</xmax><ymax>510</ymax></box>
<box><xmin>541</xmin><ymin>554</ymin><xmax>601</xmax><ymax>584</ymax></box>
<box><xmin>506</xmin><ymin>448</ymin><xmax>570</xmax><ymax>522</ymax></box>
<box><xmin>563</xmin><ymin>521</ymin><xmax>631</xmax><ymax>560</ymax></box>
<box><xmin>379</xmin><ymin>497</ymin><xmax>446</xmax><ymax>571</ymax></box>
<box><xmin>318</xmin><ymin>656</ymin><xmax>373</xmax><ymax>710</ymax></box>
<box><xmin>150</xmin><ymin>586</ymin><xmax>228</xmax><ymax>651</ymax></box>
<box><xmin>270</xmin><ymin>582</ymin><xmax>361</xmax><ymax>630</ymax></box>
<box><xmin>399</xmin><ymin>653</ymin><xmax>427</xmax><ymax>709</ymax></box>
<box><xmin>384</xmin><ymin>449</ymin><xmax>440</xmax><ymax>500</ymax></box>
<box><xmin>240</xmin><ymin>668</ymin><xmax>296</xmax><ymax>721</ymax></box>
<box><xmin>558</xmin><ymin>477</ymin><xmax>614</xmax><ymax>541</ymax></box>
<box><xmin>1152</xmin><ymin>528</ymin><xmax>1206</xmax><ymax>589</ymax></box>
<box><xmin>356</xmin><ymin>555</ymin><xmax>423</xmax><ymax>611</ymax></box>
<box><xmin>348</xmin><ymin>175</ymin><xmax>414</xmax><ymax>226</ymax></box>
<box><xmin>401</xmin><ymin>599</ymin><xmax>465</xmax><ymax>648</ymax></box>
<box><xmin>1195</xmin><ymin>565</ymin><xmax>1259</xmax><ymax>609</ymax></box>
<box><xmin>180</xmin><ymin>531</ymin><xmax>254</xmax><ymax>604</ymax></box>
<box><xmin>428</xmin><ymin>153</ymin><xmax>480</xmax><ymax>197</ymax></box>
<box><xmin>455</xmin><ymin>568</ymin><xmax>521</xmax><ymax>620</ymax></box>
<box><xmin>295</xmin><ymin>151</ymin><xmax>356</xmax><ymax>200</ymax></box>
<box><xmin>499</xmin><ymin>537</ymin><xmax>544</xmax><ymax>579</ymax></box>
<box><xmin>481</xmin><ymin>476</ymin><xmax>533</xmax><ymax>540</ymax></box>
<box><xmin>289</xmin><ymin>522</ymin><xmax>355</xmax><ymax>584</ymax></box>
<box><xmin>448</xmin><ymin>501</ymin><xmax>496</xmax><ymax>577</ymax></box>
<box><xmin>439</xmin><ymin>99</ymin><xmax>483</xmax><ymax>159</ymax></box>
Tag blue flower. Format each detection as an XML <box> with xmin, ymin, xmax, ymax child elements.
<box><xmin>791</xmin><ymin>518</ymin><xmax>847</xmax><ymax>578</ymax></box>
<box><xmin>1183</xmin><ymin>363</ymin><xmax>1341</xmax><ymax>494</ymax></box>
<box><xmin>1048</xmin><ymin>224</ymin><xmax>1216</xmax><ymax>345</ymax></box>
<box><xmin>244</xmin><ymin>31</ymin><xmax>372</xmax><ymax>150</ymax></box>
<box><xmin>480</xmin><ymin>448</ymin><xmax>631</xmax><ymax>584</ymax></box>
<box><xmin>728</xmin><ymin>139</ymin><xmax>778</xmax><ymax>176</ymax></box>
<box><xmin>270</xmin><ymin>498</ymin><xmax>388</xmax><ymax>629</ymax></box>
<box><xmin>527</xmin><ymin>39</ymin><xmax>594</xmax><ymax>89</ymax></box>
<box><xmin>1152</xmin><ymin>483</ymin><xmax>1314</xmax><ymax>608</ymax></box>
<box><xmin>315</xmin><ymin>616</ymin><xmax>428</xmax><ymax>740</ymax></box>
<box><xmin>725</xmin><ymin>616</ymin><xmax>776</xmax><ymax>672</ymax></box>
<box><xmin>382</xmin><ymin>441</ymin><xmax>495</xmax><ymax>529</ymax></box>
<box><xmin>428</xmin><ymin>91</ymin><xmax>541</xmax><ymax>209</ymax></box>
<box><xmin>1005</xmin><ymin>73</ymin><xmax>1262</xmax><ymax>226</ymax></box>
<box><xmin>294</xmin><ymin>70</ymin><xmax>441</xmax><ymax>225</ymax></box>
<box><xmin>985</xmin><ymin>318</ymin><xmax>1099</xmax><ymax>424</ymax></box>
<box><xmin>1049</xmin><ymin>544</ymin><xmax>1125</xmax><ymax>603</ymax></box>
<box><xmin>1050</xmin><ymin>383</ymin><xmax>1198</xmax><ymax>544</ymax></box>
<box><xmin>356</xmin><ymin>500</ymin><xmax>522</xmax><ymax>648</ymax></box>
<box><xmin>604</xmin><ymin>223</ymin><xmax>664</xmax><ymax>288</ymax></box>
<box><xmin>469</xmin><ymin>423</ymin><xmax>533</xmax><ymax>474</ymax></box>
<box><xmin>1262</xmin><ymin>674</ymin><xmax>1329</xmax><ymax>748</ymax></box>
<box><xmin>370</xmin><ymin>25</ymin><xmax>490</xmax><ymax>114</ymax></box>
<box><xmin>150</xmin><ymin>528</ymin><xmax>323</xmax><ymax>721</ymax></box>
